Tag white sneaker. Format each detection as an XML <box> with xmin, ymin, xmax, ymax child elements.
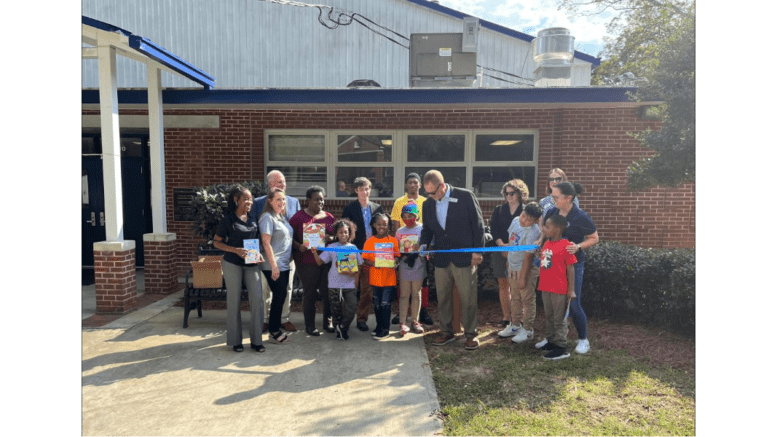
<box><xmin>511</xmin><ymin>328</ymin><xmax>534</xmax><ymax>344</ymax></box>
<box><xmin>498</xmin><ymin>323</ymin><xmax>521</xmax><ymax>338</ymax></box>
<box><xmin>534</xmin><ymin>338</ymin><xmax>548</xmax><ymax>349</ymax></box>
<box><xmin>575</xmin><ymin>338</ymin><xmax>590</xmax><ymax>354</ymax></box>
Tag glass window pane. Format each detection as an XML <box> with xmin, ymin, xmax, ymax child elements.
<box><xmin>472</xmin><ymin>166</ymin><xmax>536</xmax><ymax>198</ymax></box>
<box><xmin>120</xmin><ymin>137</ymin><xmax>145</xmax><ymax>158</ymax></box>
<box><xmin>335</xmin><ymin>167</ymin><xmax>394</xmax><ymax>198</ymax></box>
<box><xmin>267</xmin><ymin>166</ymin><xmax>327</xmax><ymax>198</ymax></box>
<box><xmin>405</xmin><ymin>167</ymin><xmax>466</xmax><ymax>195</ymax></box>
<box><xmin>337</xmin><ymin>135</ymin><xmax>392</xmax><ymax>162</ymax></box>
<box><xmin>268</xmin><ymin>135</ymin><xmax>325</xmax><ymax>162</ymax></box>
<box><xmin>475</xmin><ymin>134</ymin><xmax>535</xmax><ymax>161</ymax></box>
<box><xmin>407</xmin><ymin>135</ymin><xmax>465</xmax><ymax>162</ymax></box>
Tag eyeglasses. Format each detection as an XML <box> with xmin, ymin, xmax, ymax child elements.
<box><xmin>549</xmin><ymin>177</ymin><xmax>562</xmax><ymax>183</ymax></box>
<box><xmin>504</xmin><ymin>191</ymin><xmax>518</xmax><ymax>197</ymax></box>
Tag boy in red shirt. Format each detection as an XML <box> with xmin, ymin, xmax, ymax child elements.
<box><xmin>536</xmin><ymin>214</ymin><xmax>577</xmax><ymax>360</ymax></box>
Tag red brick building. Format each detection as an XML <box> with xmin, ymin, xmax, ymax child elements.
<box><xmin>82</xmin><ymin>87</ymin><xmax>694</xmax><ymax>277</ymax></box>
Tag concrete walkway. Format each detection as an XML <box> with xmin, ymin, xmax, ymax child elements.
<box><xmin>82</xmin><ymin>293</ymin><xmax>444</xmax><ymax>436</ymax></box>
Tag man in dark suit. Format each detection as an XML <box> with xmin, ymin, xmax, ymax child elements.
<box><xmin>419</xmin><ymin>170</ymin><xmax>485</xmax><ymax>350</ymax></box>
<box><xmin>341</xmin><ymin>177</ymin><xmax>384</xmax><ymax>332</ymax></box>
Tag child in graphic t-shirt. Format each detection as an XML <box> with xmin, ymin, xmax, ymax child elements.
<box><xmin>498</xmin><ymin>202</ymin><xmax>543</xmax><ymax>344</ymax></box>
<box><xmin>394</xmin><ymin>201</ymin><xmax>426</xmax><ymax>337</ymax></box>
<box><xmin>536</xmin><ymin>214</ymin><xmax>577</xmax><ymax>361</ymax></box>
<box><xmin>361</xmin><ymin>213</ymin><xmax>400</xmax><ymax>340</ymax></box>
<box><xmin>312</xmin><ymin>219</ymin><xmax>362</xmax><ymax>341</ymax></box>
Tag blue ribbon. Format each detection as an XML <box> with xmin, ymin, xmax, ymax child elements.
<box><xmin>317</xmin><ymin>245</ymin><xmax>538</xmax><ymax>254</ymax></box>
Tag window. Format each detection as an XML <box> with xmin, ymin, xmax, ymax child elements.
<box><xmin>265</xmin><ymin>129</ymin><xmax>538</xmax><ymax>200</ymax></box>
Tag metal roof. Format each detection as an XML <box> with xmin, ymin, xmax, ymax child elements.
<box><xmin>82</xmin><ymin>16</ymin><xmax>215</xmax><ymax>90</ymax></box>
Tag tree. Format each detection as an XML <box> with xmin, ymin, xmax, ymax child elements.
<box><xmin>558</xmin><ymin>0</ymin><xmax>695</xmax><ymax>190</ymax></box>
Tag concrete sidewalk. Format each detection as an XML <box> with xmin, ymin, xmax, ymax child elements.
<box><xmin>82</xmin><ymin>293</ymin><xmax>444</xmax><ymax>436</ymax></box>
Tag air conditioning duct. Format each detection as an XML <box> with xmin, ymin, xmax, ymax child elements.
<box><xmin>531</xmin><ymin>28</ymin><xmax>575</xmax><ymax>87</ymax></box>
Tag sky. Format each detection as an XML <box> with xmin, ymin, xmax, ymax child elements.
<box><xmin>436</xmin><ymin>0</ymin><xmax>614</xmax><ymax>57</ymax></box>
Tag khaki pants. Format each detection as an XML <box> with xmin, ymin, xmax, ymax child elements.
<box><xmin>507</xmin><ymin>266</ymin><xmax>539</xmax><ymax>331</ymax></box>
<box><xmin>398</xmin><ymin>279</ymin><xmax>423</xmax><ymax>324</ymax></box>
<box><xmin>435</xmin><ymin>263</ymin><xmax>478</xmax><ymax>337</ymax></box>
<box><xmin>542</xmin><ymin>291</ymin><xmax>569</xmax><ymax>349</ymax></box>
<box><xmin>355</xmin><ymin>265</ymin><xmax>374</xmax><ymax>323</ymax></box>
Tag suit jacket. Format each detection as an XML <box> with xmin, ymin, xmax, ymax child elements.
<box><xmin>419</xmin><ymin>185</ymin><xmax>485</xmax><ymax>268</ymax></box>
<box><xmin>341</xmin><ymin>200</ymin><xmax>384</xmax><ymax>249</ymax></box>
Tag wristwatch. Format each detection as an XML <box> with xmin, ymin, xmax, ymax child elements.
<box><xmin>576</xmin><ymin>244</ymin><xmax>582</xmax><ymax>252</ymax></box>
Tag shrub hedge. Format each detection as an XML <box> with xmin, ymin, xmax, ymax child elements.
<box><xmin>582</xmin><ymin>240</ymin><xmax>695</xmax><ymax>335</ymax></box>
<box><xmin>184</xmin><ymin>181</ymin><xmax>268</xmax><ymax>243</ymax></box>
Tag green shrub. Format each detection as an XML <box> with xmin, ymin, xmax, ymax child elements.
<box><xmin>184</xmin><ymin>181</ymin><xmax>268</xmax><ymax>244</ymax></box>
<box><xmin>582</xmin><ymin>241</ymin><xmax>695</xmax><ymax>335</ymax></box>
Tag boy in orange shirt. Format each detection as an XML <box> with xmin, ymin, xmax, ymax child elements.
<box><xmin>362</xmin><ymin>213</ymin><xmax>400</xmax><ymax>339</ymax></box>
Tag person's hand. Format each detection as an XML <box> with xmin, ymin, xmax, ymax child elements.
<box><xmin>566</xmin><ymin>242</ymin><xmax>579</xmax><ymax>255</ymax></box>
<box><xmin>271</xmin><ymin>265</ymin><xmax>280</xmax><ymax>281</ymax></box>
<box><xmin>517</xmin><ymin>276</ymin><xmax>526</xmax><ymax>289</ymax></box>
<box><xmin>235</xmin><ymin>248</ymin><xmax>249</xmax><ymax>258</ymax></box>
<box><xmin>298</xmin><ymin>244</ymin><xmax>309</xmax><ymax>253</ymax></box>
<box><xmin>508</xmin><ymin>269</ymin><xmax>519</xmax><ymax>281</ymax></box>
<box><xmin>471</xmin><ymin>253</ymin><xmax>483</xmax><ymax>267</ymax></box>
<box><xmin>567</xmin><ymin>289</ymin><xmax>576</xmax><ymax>301</ymax></box>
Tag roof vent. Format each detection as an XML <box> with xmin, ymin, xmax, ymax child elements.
<box><xmin>531</xmin><ymin>28</ymin><xmax>575</xmax><ymax>87</ymax></box>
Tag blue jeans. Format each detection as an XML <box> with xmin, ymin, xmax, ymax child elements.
<box><xmin>372</xmin><ymin>286</ymin><xmax>395</xmax><ymax>331</ymax></box>
<box><xmin>569</xmin><ymin>261</ymin><xmax>587</xmax><ymax>340</ymax></box>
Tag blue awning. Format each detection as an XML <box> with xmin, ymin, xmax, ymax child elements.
<box><xmin>82</xmin><ymin>16</ymin><xmax>215</xmax><ymax>90</ymax></box>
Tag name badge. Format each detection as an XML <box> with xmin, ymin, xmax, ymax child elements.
<box><xmin>449</xmin><ymin>197</ymin><xmax>458</xmax><ymax>203</ymax></box>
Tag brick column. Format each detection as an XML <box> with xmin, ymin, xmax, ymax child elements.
<box><xmin>94</xmin><ymin>241</ymin><xmax>137</xmax><ymax>314</ymax></box>
<box><xmin>143</xmin><ymin>233</ymin><xmax>179</xmax><ymax>294</ymax></box>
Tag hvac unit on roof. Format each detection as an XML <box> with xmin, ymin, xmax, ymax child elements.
<box><xmin>409</xmin><ymin>17</ymin><xmax>479</xmax><ymax>88</ymax></box>
<box><xmin>531</xmin><ymin>28</ymin><xmax>575</xmax><ymax>87</ymax></box>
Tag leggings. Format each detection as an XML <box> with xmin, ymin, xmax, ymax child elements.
<box><xmin>262</xmin><ymin>270</ymin><xmax>290</xmax><ymax>333</ymax></box>
<box><xmin>569</xmin><ymin>261</ymin><xmax>587</xmax><ymax>340</ymax></box>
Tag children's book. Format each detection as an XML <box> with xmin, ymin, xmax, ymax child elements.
<box><xmin>398</xmin><ymin>234</ymin><xmax>418</xmax><ymax>253</ymax></box>
<box><xmin>302</xmin><ymin>222</ymin><xmax>326</xmax><ymax>249</ymax></box>
<box><xmin>336</xmin><ymin>252</ymin><xmax>359</xmax><ymax>273</ymax></box>
<box><xmin>374</xmin><ymin>242</ymin><xmax>395</xmax><ymax>268</ymax></box>
<box><xmin>243</xmin><ymin>239</ymin><xmax>263</xmax><ymax>264</ymax></box>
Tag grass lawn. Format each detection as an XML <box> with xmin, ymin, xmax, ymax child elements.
<box><xmin>423</xmin><ymin>305</ymin><xmax>695</xmax><ymax>436</ymax></box>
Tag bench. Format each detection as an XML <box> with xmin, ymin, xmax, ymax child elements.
<box><xmin>183</xmin><ymin>270</ymin><xmax>304</xmax><ymax>328</ymax></box>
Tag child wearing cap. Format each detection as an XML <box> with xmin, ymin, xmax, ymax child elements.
<box><xmin>394</xmin><ymin>201</ymin><xmax>426</xmax><ymax>336</ymax></box>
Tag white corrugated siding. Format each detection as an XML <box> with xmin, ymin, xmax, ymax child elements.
<box><xmin>82</xmin><ymin>0</ymin><xmax>591</xmax><ymax>89</ymax></box>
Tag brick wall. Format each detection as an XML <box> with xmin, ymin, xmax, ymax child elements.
<box><xmin>92</xmin><ymin>106</ymin><xmax>694</xmax><ymax>275</ymax></box>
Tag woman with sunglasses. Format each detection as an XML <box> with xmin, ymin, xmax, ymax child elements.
<box><xmin>489</xmin><ymin>179</ymin><xmax>530</xmax><ymax>327</ymax></box>
<box><xmin>539</xmin><ymin>168</ymin><xmax>579</xmax><ymax>216</ymax></box>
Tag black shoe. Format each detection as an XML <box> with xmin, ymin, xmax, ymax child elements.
<box><xmin>373</xmin><ymin>329</ymin><xmax>390</xmax><ymax>340</ymax></box>
<box><xmin>391</xmin><ymin>314</ymin><xmax>400</xmax><ymax>325</ymax></box>
<box><xmin>251</xmin><ymin>343</ymin><xmax>266</xmax><ymax>353</ymax></box>
<box><xmin>540</xmin><ymin>341</ymin><xmax>557</xmax><ymax>351</ymax></box>
<box><xmin>341</xmin><ymin>327</ymin><xmax>350</xmax><ymax>341</ymax></box>
<box><xmin>306</xmin><ymin>327</ymin><xmax>321</xmax><ymax>336</ymax></box>
<box><xmin>419</xmin><ymin>308</ymin><xmax>434</xmax><ymax>326</ymax></box>
<box><xmin>543</xmin><ymin>347</ymin><xmax>570</xmax><ymax>360</ymax></box>
<box><xmin>357</xmin><ymin>321</ymin><xmax>369</xmax><ymax>331</ymax></box>
<box><xmin>233</xmin><ymin>345</ymin><xmax>244</xmax><ymax>352</ymax></box>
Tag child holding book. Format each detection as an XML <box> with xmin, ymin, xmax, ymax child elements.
<box><xmin>536</xmin><ymin>214</ymin><xmax>577</xmax><ymax>360</ymax></box>
<box><xmin>312</xmin><ymin>219</ymin><xmax>362</xmax><ymax>340</ymax></box>
<box><xmin>361</xmin><ymin>213</ymin><xmax>400</xmax><ymax>339</ymax></box>
<box><xmin>498</xmin><ymin>202</ymin><xmax>543</xmax><ymax>344</ymax></box>
<box><xmin>394</xmin><ymin>201</ymin><xmax>426</xmax><ymax>336</ymax></box>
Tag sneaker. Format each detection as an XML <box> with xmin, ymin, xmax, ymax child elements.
<box><xmin>498</xmin><ymin>324</ymin><xmax>521</xmax><ymax>338</ymax></box>
<box><xmin>356</xmin><ymin>321</ymin><xmax>369</xmax><ymax>331</ymax></box>
<box><xmin>534</xmin><ymin>338</ymin><xmax>548</xmax><ymax>349</ymax></box>
<box><xmin>543</xmin><ymin>347</ymin><xmax>570</xmax><ymax>360</ymax></box>
<box><xmin>431</xmin><ymin>333</ymin><xmax>456</xmax><ymax>346</ymax></box>
<box><xmin>575</xmin><ymin>338</ymin><xmax>590</xmax><ymax>354</ymax></box>
<box><xmin>464</xmin><ymin>336</ymin><xmax>480</xmax><ymax>350</ymax></box>
<box><xmin>399</xmin><ymin>324</ymin><xmax>410</xmax><ymax>337</ymax></box>
<box><xmin>511</xmin><ymin>328</ymin><xmax>534</xmax><ymax>344</ymax></box>
<box><xmin>341</xmin><ymin>327</ymin><xmax>349</xmax><ymax>341</ymax></box>
<box><xmin>411</xmin><ymin>321</ymin><xmax>425</xmax><ymax>334</ymax></box>
<box><xmin>335</xmin><ymin>324</ymin><xmax>344</xmax><ymax>341</ymax></box>
<box><xmin>373</xmin><ymin>329</ymin><xmax>390</xmax><ymax>340</ymax></box>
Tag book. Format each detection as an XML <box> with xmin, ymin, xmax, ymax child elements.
<box><xmin>398</xmin><ymin>234</ymin><xmax>418</xmax><ymax>253</ymax></box>
<box><xmin>336</xmin><ymin>251</ymin><xmax>359</xmax><ymax>273</ymax></box>
<box><xmin>374</xmin><ymin>242</ymin><xmax>395</xmax><ymax>268</ymax></box>
<box><xmin>302</xmin><ymin>222</ymin><xmax>326</xmax><ymax>249</ymax></box>
<box><xmin>243</xmin><ymin>239</ymin><xmax>263</xmax><ymax>264</ymax></box>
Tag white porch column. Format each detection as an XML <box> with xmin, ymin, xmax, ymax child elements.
<box><xmin>97</xmin><ymin>44</ymin><xmax>124</xmax><ymax>241</ymax></box>
<box><xmin>147</xmin><ymin>65</ymin><xmax>167</xmax><ymax>233</ymax></box>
